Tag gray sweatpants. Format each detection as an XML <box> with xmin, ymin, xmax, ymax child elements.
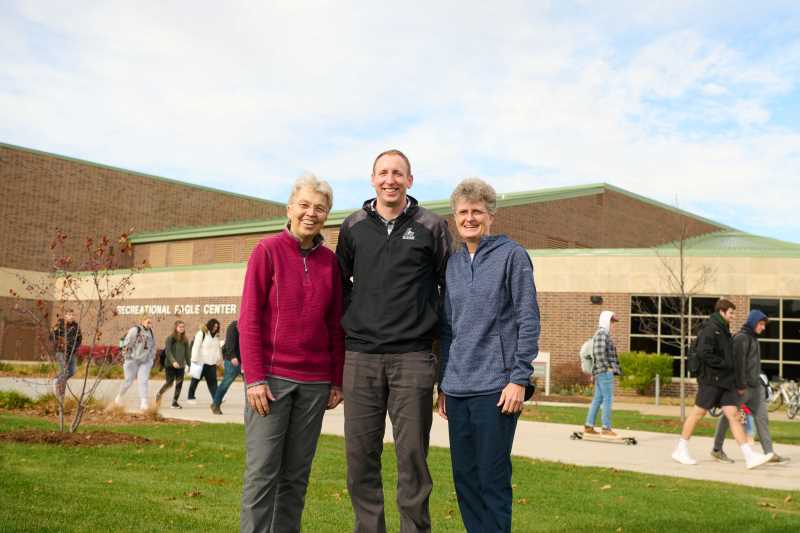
<box><xmin>344</xmin><ymin>350</ymin><xmax>436</xmax><ymax>533</ymax></box>
<box><xmin>240</xmin><ymin>378</ymin><xmax>330</xmax><ymax>533</ymax></box>
<box><xmin>713</xmin><ymin>386</ymin><xmax>773</xmax><ymax>454</ymax></box>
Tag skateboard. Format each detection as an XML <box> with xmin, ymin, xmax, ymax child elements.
<box><xmin>570</xmin><ymin>431</ymin><xmax>637</xmax><ymax>446</ymax></box>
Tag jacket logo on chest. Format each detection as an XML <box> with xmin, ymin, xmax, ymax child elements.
<box><xmin>402</xmin><ymin>227</ymin><xmax>415</xmax><ymax>240</ymax></box>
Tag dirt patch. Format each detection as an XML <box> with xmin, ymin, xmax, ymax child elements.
<box><xmin>2</xmin><ymin>403</ymin><xmax>190</xmax><ymax>427</ymax></box>
<box><xmin>0</xmin><ymin>429</ymin><xmax>153</xmax><ymax>446</ymax></box>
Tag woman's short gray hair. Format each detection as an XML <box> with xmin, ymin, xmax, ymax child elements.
<box><xmin>288</xmin><ymin>173</ymin><xmax>334</xmax><ymax>210</ymax></box>
<box><xmin>450</xmin><ymin>178</ymin><xmax>497</xmax><ymax>215</ymax></box>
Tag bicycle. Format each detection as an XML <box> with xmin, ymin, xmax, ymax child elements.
<box><xmin>767</xmin><ymin>378</ymin><xmax>799</xmax><ymax>415</ymax></box>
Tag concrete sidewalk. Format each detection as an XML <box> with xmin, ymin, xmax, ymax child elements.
<box><xmin>2</xmin><ymin>376</ymin><xmax>798</xmax><ymax>491</ymax></box>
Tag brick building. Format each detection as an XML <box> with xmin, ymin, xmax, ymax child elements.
<box><xmin>3</xmin><ymin>143</ymin><xmax>800</xmax><ymax>391</ymax></box>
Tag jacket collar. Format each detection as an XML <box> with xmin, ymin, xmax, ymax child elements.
<box><xmin>362</xmin><ymin>195</ymin><xmax>418</xmax><ymax>222</ymax></box>
<box><xmin>282</xmin><ymin>225</ymin><xmax>325</xmax><ymax>253</ymax></box>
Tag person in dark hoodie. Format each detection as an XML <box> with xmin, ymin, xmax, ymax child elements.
<box><xmin>438</xmin><ymin>178</ymin><xmax>540</xmax><ymax>533</ymax></box>
<box><xmin>51</xmin><ymin>308</ymin><xmax>82</xmax><ymax>397</ymax></box>
<box><xmin>710</xmin><ymin>309</ymin><xmax>789</xmax><ymax>464</ymax></box>
<box><xmin>672</xmin><ymin>299</ymin><xmax>772</xmax><ymax>469</ymax></box>
<box><xmin>210</xmin><ymin>319</ymin><xmax>240</xmax><ymax>414</ymax></box>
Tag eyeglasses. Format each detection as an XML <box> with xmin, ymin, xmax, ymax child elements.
<box><xmin>293</xmin><ymin>202</ymin><xmax>328</xmax><ymax>216</ymax></box>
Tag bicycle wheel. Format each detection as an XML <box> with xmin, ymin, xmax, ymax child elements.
<box><xmin>788</xmin><ymin>399</ymin><xmax>800</xmax><ymax>420</ymax></box>
<box><xmin>768</xmin><ymin>394</ymin><xmax>784</xmax><ymax>412</ymax></box>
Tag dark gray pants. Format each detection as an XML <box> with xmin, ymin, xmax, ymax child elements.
<box><xmin>240</xmin><ymin>378</ymin><xmax>330</xmax><ymax>533</ymax></box>
<box><xmin>713</xmin><ymin>386</ymin><xmax>773</xmax><ymax>454</ymax></box>
<box><xmin>343</xmin><ymin>351</ymin><xmax>436</xmax><ymax>533</ymax></box>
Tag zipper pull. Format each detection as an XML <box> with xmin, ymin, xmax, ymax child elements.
<box><xmin>303</xmin><ymin>256</ymin><xmax>308</xmax><ymax>273</ymax></box>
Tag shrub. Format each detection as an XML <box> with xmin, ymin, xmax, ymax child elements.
<box><xmin>0</xmin><ymin>390</ymin><xmax>35</xmax><ymax>409</ymax></box>
<box><xmin>619</xmin><ymin>351</ymin><xmax>674</xmax><ymax>394</ymax></box>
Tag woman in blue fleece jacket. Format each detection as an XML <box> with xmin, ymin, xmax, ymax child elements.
<box><xmin>438</xmin><ymin>178</ymin><xmax>541</xmax><ymax>533</ymax></box>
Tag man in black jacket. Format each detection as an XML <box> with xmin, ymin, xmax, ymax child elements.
<box><xmin>336</xmin><ymin>149</ymin><xmax>451</xmax><ymax>533</ymax></box>
<box><xmin>672</xmin><ymin>299</ymin><xmax>772</xmax><ymax>469</ymax></box>
<box><xmin>710</xmin><ymin>309</ymin><xmax>788</xmax><ymax>464</ymax></box>
<box><xmin>52</xmin><ymin>309</ymin><xmax>82</xmax><ymax>397</ymax></box>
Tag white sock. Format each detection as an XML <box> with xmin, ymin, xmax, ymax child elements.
<box><xmin>678</xmin><ymin>438</ymin><xmax>689</xmax><ymax>449</ymax></box>
<box><xmin>740</xmin><ymin>443</ymin><xmax>755</xmax><ymax>460</ymax></box>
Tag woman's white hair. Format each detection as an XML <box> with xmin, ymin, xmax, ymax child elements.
<box><xmin>288</xmin><ymin>173</ymin><xmax>334</xmax><ymax>210</ymax></box>
<box><xmin>450</xmin><ymin>177</ymin><xmax>497</xmax><ymax>215</ymax></box>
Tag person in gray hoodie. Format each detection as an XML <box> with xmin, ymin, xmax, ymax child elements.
<box><xmin>438</xmin><ymin>178</ymin><xmax>540</xmax><ymax>533</ymax></box>
<box><xmin>711</xmin><ymin>309</ymin><xmax>789</xmax><ymax>464</ymax></box>
<box><xmin>114</xmin><ymin>315</ymin><xmax>157</xmax><ymax>411</ymax></box>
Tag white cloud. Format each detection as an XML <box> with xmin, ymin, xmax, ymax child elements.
<box><xmin>1</xmin><ymin>1</ymin><xmax>799</xmax><ymax>241</ymax></box>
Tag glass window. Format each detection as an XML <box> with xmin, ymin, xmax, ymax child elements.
<box><xmin>691</xmin><ymin>318</ymin><xmax>705</xmax><ymax>336</ymax></box>
<box><xmin>763</xmin><ymin>321</ymin><xmax>781</xmax><ymax>340</ymax></box>
<box><xmin>761</xmin><ymin>362</ymin><xmax>780</xmax><ymax>380</ymax></box>
<box><xmin>660</xmin><ymin>317</ymin><xmax>684</xmax><ymax>337</ymax></box>
<box><xmin>783</xmin><ymin>342</ymin><xmax>800</xmax><ymax>362</ymax></box>
<box><xmin>630</xmin><ymin>316</ymin><xmax>654</xmax><ymax>335</ymax></box>
<box><xmin>759</xmin><ymin>341</ymin><xmax>780</xmax><ymax>360</ymax></box>
<box><xmin>631</xmin><ymin>296</ymin><xmax>658</xmax><ymax>315</ymax></box>
<box><xmin>784</xmin><ymin>323</ymin><xmax>800</xmax><ymax>341</ymax></box>
<box><xmin>630</xmin><ymin>336</ymin><xmax>658</xmax><ymax>354</ymax></box>
<box><xmin>659</xmin><ymin>341</ymin><xmax>681</xmax><ymax>356</ymax></box>
<box><xmin>660</xmin><ymin>296</ymin><xmax>683</xmax><ymax>315</ymax></box>
<box><xmin>783</xmin><ymin>363</ymin><xmax>800</xmax><ymax>380</ymax></box>
<box><xmin>783</xmin><ymin>299</ymin><xmax>800</xmax><ymax>319</ymax></box>
<box><xmin>691</xmin><ymin>297</ymin><xmax>717</xmax><ymax>316</ymax></box>
<box><xmin>751</xmin><ymin>298</ymin><xmax>780</xmax><ymax>318</ymax></box>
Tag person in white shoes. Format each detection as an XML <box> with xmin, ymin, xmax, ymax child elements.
<box><xmin>114</xmin><ymin>315</ymin><xmax>157</xmax><ymax>411</ymax></box>
<box><xmin>672</xmin><ymin>299</ymin><xmax>773</xmax><ymax>469</ymax></box>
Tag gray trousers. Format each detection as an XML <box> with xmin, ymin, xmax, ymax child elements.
<box><xmin>713</xmin><ymin>386</ymin><xmax>773</xmax><ymax>454</ymax></box>
<box><xmin>240</xmin><ymin>378</ymin><xmax>330</xmax><ymax>533</ymax></box>
<box><xmin>343</xmin><ymin>351</ymin><xmax>436</xmax><ymax>533</ymax></box>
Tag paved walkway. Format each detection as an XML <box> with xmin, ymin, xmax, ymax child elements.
<box><xmin>2</xmin><ymin>377</ymin><xmax>798</xmax><ymax>491</ymax></box>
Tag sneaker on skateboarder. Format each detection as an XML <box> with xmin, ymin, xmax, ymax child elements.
<box><xmin>672</xmin><ymin>299</ymin><xmax>773</xmax><ymax>469</ymax></box>
<box><xmin>584</xmin><ymin>310</ymin><xmax>621</xmax><ymax>436</ymax></box>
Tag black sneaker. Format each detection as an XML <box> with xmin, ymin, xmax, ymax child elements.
<box><xmin>171</xmin><ymin>402</ymin><xmax>182</xmax><ymax>409</ymax></box>
<box><xmin>210</xmin><ymin>403</ymin><xmax>222</xmax><ymax>415</ymax></box>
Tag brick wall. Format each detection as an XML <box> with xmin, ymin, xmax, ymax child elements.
<box><xmin>0</xmin><ymin>145</ymin><xmax>285</xmax><ymax>271</ymax></box>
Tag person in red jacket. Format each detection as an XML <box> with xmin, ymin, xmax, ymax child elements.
<box><xmin>238</xmin><ymin>174</ymin><xmax>345</xmax><ymax>533</ymax></box>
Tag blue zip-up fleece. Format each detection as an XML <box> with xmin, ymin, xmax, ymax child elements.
<box><xmin>439</xmin><ymin>235</ymin><xmax>541</xmax><ymax>397</ymax></box>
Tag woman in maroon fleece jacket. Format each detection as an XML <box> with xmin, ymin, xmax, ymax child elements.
<box><xmin>239</xmin><ymin>174</ymin><xmax>345</xmax><ymax>533</ymax></box>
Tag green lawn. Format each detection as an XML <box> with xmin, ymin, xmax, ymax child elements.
<box><xmin>523</xmin><ymin>404</ymin><xmax>800</xmax><ymax>445</ymax></box>
<box><xmin>1</xmin><ymin>413</ymin><xmax>799</xmax><ymax>532</ymax></box>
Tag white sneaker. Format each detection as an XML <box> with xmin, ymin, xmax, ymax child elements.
<box><xmin>746</xmin><ymin>452</ymin><xmax>773</xmax><ymax>470</ymax></box>
<box><xmin>139</xmin><ymin>400</ymin><xmax>149</xmax><ymax>411</ymax></box>
<box><xmin>114</xmin><ymin>394</ymin><xmax>123</xmax><ymax>406</ymax></box>
<box><xmin>186</xmin><ymin>399</ymin><xmax>197</xmax><ymax>405</ymax></box>
<box><xmin>672</xmin><ymin>447</ymin><xmax>697</xmax><ymax>465</ymax></box>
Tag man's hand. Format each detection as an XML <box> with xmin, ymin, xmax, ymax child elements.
<box><xmin>327</xmin><ymin>386</ymin><xmax>343</xmax><ymax>409</ymax></box>
<box><xmin>737</xmin><ymin>388</ymin><xmax>746</xmax><ymax>396</ymax></box>
<box><xmin>437</xmin><ymin>393</ymin><xmax>447</xmax><ymax>420</ymax></box>
<box><xmin>231</xmin><ymin>357</ymin><xmax>240</xmax><ymax>367</ymax></box>
<box><xmin>497</xmin><ymin>383</ymin><xmax>525</xmax><ymax>414</ymax></box>
<box><xmin>172</xmin><ymin>362</ymin><xmax>180</xmax><ymax>369</ymax></box>
<box><xmin>247</xmin><ymin>384</ymin><xmax>276</xmax><ymax>416</ymax></box>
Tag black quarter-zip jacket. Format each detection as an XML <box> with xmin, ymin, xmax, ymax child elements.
<box><xmin>336</xmin><ymin>196</ymin><xmax>452</xmax><ymax>353</ymax></box>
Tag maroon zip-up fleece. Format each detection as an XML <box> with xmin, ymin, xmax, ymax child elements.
<box><xmin>239</xmin><ymin>229</ymin><xmax>345</xmax><ymax>387</ymax></box>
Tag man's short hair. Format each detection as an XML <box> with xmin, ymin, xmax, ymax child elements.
<box><xmin>372</xmin><ymin>149</ymin><xmax>411</xmax><ymax>176</ymax></box>
<box><xmin>715</xmin><ymin>298</ymin><xmax>736</xmax><ymax>312</ymax></box>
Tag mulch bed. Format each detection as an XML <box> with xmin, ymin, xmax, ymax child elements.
<box><xmin>0</xmin><ymin>429</ymin><xmax>153</xmax><ymax>446</ymax></box>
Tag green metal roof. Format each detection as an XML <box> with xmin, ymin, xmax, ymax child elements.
<box><xmin>529</xmin><ymin>231</ymin><xmax>800</xmax><ymax>258</ymax></box>
<box><xmin>130</xmin><ymin>182</ymin><xmax>730</xmax><ymax>244</ymax></box>
<box><xmin>0</xmin><ymin>142</ymin><xmax>284</xmax><ymax>208</ymax></box>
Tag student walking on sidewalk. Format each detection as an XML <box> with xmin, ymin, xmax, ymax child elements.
<box><xmin>156</xmin><ymin>320</ymin><xmax>190</xmax><ymax>409</ymax></box>
<box><xmin>584</xmin><ymin>311</ymin><xmax>622</xmax><ymax>437</ymax></box>
<box><xmin>710</xmin><ymin>309</ymin><xmax>789</xmax><ymax>464</ymax></box>
<box><xmin>211</xmin><ymin>319</ymin><xmax>241</xmax><ymax>415</ymax></box>
<box><xmin>114</xmin><ymin>315</ymin><xmax>156</xmax><ymax>411</ymax></box>
<box><xmin>187</xmin><ymin>319</ymin><xmax>222</xmax><ymax>404</ymax></box>
<box><xmin>672</xmin><ymin>299</ymin><xmax>772</xmax><ymax>469</ymax></box>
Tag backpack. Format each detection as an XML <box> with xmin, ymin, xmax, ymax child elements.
<box><xmin>189</xmin><ymin>330</ymin><xmax>206</xmax><ymax>355</ymax></box>
<box><xmin>119</xmin><ymin>325</ymin><xmax>142</xmax><ymax>351</ymax></box>
<box><xmin>156</xmin><ymin>349</ymin><xmax>167</xmax><ymax>371</ymax></box>
<box><xmin>687</xmin><ymin>336</ymin><xmax>701</xmax><ymax>374</ymax></box>
<box><xmin>579</xmin><ymin>337</ymin><xmax>594</xmax><ymax>374</ymax></box>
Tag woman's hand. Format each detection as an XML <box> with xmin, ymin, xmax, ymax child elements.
<box><xmin>172</xmin><ymin>362</ymin><xmax>180</xmax><ymax>369</ymax></box>
<box><xmin>497</xmin><ymin>383</ymin><xmax>525</xmax><ymax>414</ymax></box>
<box><xmin>437</xmin><ymin>393</ymin><xmax>447</xmax><ymax>420</ymax></box>
<box><xmin>231</xmin><ymin>357</ymin><xmax>240</xmax><ymax>367</ymax></box>
<box><xmin>327</xmin><ymin>386</ymin><xmax>343</xmax><ymax>409</ymax></box>
<box><xmin>247</xmin><ymin>383</ymin><xmax>276</xmax><ymax>416</ymax></box>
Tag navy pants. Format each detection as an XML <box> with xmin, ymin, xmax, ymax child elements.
<box><xmin>446</xmin><ymin>392</ymin><xmax>519</xmax><ymax>533</ymax></box>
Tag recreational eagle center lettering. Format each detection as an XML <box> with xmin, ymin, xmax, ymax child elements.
<box><xmin>115</xmin><ymin>303</ymin><xmax>238</xmax><ymax>316</ymax></box>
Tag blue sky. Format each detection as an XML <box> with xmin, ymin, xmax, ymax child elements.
<box><xmin>2</xmin><ymin>1</ymin><xmax>799</xmax><ymax>241</ymax></box>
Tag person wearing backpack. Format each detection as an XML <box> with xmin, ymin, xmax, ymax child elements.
<box><xmin>709</xmin><ymin>309</ymin><xmax>789</xmax><ymax>464</ymax></box>
<box><xmin>583</xmin><ymin>310</ymin><xmax>621</xmax><ymax>437</ymax></box>
<box><xmin>210</xmin><ymin>319</ymin><xmax>241</xmax><ymax>415</ymax></box>
<box><xmin>672</xmin><ymin>299</ymin><xmax>772</xmax><ymax>469</ymax></box>
<box><xmin>114</xmin><ymin>315</ymin><xmax>156</xmax><ymax>411</ymax></box>
<box><xmin>187</xmin><ymin>319</ymin><xmax>222</xmax><ymax>404</ymax></box>
<box><xmin>155</xmin><ymin>320</ymin><xmax>190</xmax><ymax>409</ymax></box>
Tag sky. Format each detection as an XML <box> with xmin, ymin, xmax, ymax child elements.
<box><xmin>2</xmin><ymin>1</ymin><xmax>800</xmax><ymax>242</ymax></box>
